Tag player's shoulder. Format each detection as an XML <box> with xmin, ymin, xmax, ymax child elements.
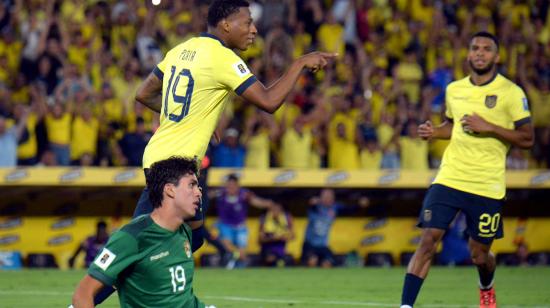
<box><xmin>495</xmin><ymin>74</ymin><xmax>525</xmax><ymax>94</ymax></box>
<box><xmin>119</xmin><ymin>215</ymin><xmax>154</xmax><ymax>239</ymax></box>
<box><xmin>446</xmin><ymin>76</ymin><xmax>471</xmax><ymax>91</ymax></box>
<box><xmin>166</xmin><ymin>37</ymin><xmax>200</xmax><ymax>55</ymax></box>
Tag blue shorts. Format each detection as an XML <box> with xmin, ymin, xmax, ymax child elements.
<box><xmin>418</xmin><ymin>184</ymin><xmax>504</xmax><ymax>245</ymax></box>
<box><xmin>217</xmin><ymin>222</ymin><xmax>248</xmax><ymax>248</ymax></box>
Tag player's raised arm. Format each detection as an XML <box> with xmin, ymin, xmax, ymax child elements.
<box><xmin>241</xmin><ymin>52</ymin><xmax>338</xmax><ymax>113</ymax></box>
<box><xmin>135</xmin><ymin>72</ymin><xmax>163</xmax><ymax>113</ymax></box>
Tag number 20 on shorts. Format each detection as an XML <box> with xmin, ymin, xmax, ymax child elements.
<box><xmin>478</xmin><ymin>213</ymin><xmax>501</xmax><ymax>234</ymax></box>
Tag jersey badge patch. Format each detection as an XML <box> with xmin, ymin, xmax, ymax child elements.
<box><xmin>94</xmin><ymin>248</ymin><xmax>116</xmax><ymax>271</ymax></box>
<box><xmin>485</xmin><ymin>95</ymin><xmax>497</xmax><ymax>109</ymax></box>
<box><xmin>184</xmin><ymin>240</ymin><xmax>191</xmax><ymax>258</ymax></box>
<box><xmin>233</xmin><ymin>62</ymin><xmax>249</xmax><ymax>78</ymax></box>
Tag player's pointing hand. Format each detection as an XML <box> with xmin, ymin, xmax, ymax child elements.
<box><xmin>299</xmin><ymin>52</ymin><xmax>339</xmax><ymax>73</ymax></box>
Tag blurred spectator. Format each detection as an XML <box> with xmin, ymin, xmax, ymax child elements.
<box><xmin>118</xmin><ymin>117</ymin><xmax>151</xmax><ymax>167</ymax></box>
<box><xmin>45</xmin><ymin>102</ymin><xmax>72</xmax><ymax>166</ymax></box>
<box><xmin>213</xmin><ymin>174</ymin><xmax>271</xmax><ymax>268</ymax></box>
<box><xmin>243</xmin><ymin>111</ymin><xmax>277</xmax><ymax>169</ymax></box>
<box><xmin>397</xmin><ymin>121</ymin><xmax>429</xmax><ymax>170</ymax></box>
<box><xmin>68</xmin><ymin>221</ymin><xmax>109</xmax><ymax>269</ymax></box>
<box><xmin>280</xmin><ymin>116</ymin><xmax>314</xmax><ymax>169</ymax></box>
<box><xmin>359</xmin><ymin>136</ymin><xmax>382</xmax><ymax>170</ymax></box>
<box><xmin>0</xmin><ymin>0</ymin><xmax>548</xmax><ymax>169</ymax></box>
<box><xmin>301</xmin><ymin>189</ymin><xmax>368</xmax><ymax>267</ymax></box>
<box><xmin>70</xmin><ymin>104</ymin><xmax>98</xmax><ymax>165</ymax></box>
<box><xmin>259</xmin><ymin>200</ymin><xmax>294</xmax><ymax>267</ymax></box>
<box><xmin>328</xmin><ymin>96</ymin><xmax>359</xmax><ymax>169</ymax></box>
<box><xmin>212</xmin><ymin>128</ymin><xmax>246</xmax><ymax>168</ymax></box>
<box><xmin>0</xmin><ymin>108</ymin><xmax>29</xmax><ymax>167</ymax></box>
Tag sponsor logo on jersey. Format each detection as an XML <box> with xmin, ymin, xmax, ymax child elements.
<box><xmin>94</xmin><ymin>248</ymin><xmax>116</xmax><ymax>271</ymax></box>
<box><xmin>233</xmin><ymin>62</ymin><xmax>249</xmax><ymax>78</ymax></box>
<box><xmin>485</xmin><ymin>95</ymin><xmax>497</xmax><ymax>109</ymax></box>
<box><xmin>150</xmin><ymin>251</ymin><xmax>170</xmax><ymax>261</ymax></box>
<box><xmin>184</xmin><ymin>240</ymin><xmax>191</xmax><ymax>258</ymax></box>
<box><xmin>522</xmin><ymin>97</ymin><xmax>529</xmax><ymax>111</ymax></box>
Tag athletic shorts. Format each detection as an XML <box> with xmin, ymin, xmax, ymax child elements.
<box><xmin>217</xmin><ymin>222</ymin><xmax>248</xmax><ymax>248</ymax></box>
<box><xmin>418</xmin><ymin>184</ymin><xmax>504</xmax><ymax>245</ymax></box>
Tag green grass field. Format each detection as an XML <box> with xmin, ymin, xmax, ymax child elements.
<box><xmin>1</xmin><ymin>267</ymin><xmax>549</xmax><ymax>307</ymax></box>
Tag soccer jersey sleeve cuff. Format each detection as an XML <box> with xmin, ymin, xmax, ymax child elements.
<box><xmin>153</xmin><ymin>66</ymin><xmax>164</xmax><ymax>81</ymax></box>
<box><xmin>514</xmin><ymin>116</ymin><xmax>531</xmax><ymax>128</ymax></box>
<box><xmin>89</xmin><ymin>269</ymin><xmax>115</xmax><ymax>286</ymax></box>
<box><xmin>235</xmin><ymin>75</ymin><xmax>257</xmax><ymax>95</ymax></box>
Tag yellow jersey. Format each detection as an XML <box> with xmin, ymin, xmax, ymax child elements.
<box><xmin>433</xmin><ymin>74</ymin><xmax>531</xmax><ymax>199</ymax></box>
<box><xmin>143</xmin><ymin>33</ymin><xmax>256</xmax><ymax>168</ymax></box>
<box><xmin>45</xmin><ymin>114</ymin><xmax>72</xmax><ymax>145</ymax></box>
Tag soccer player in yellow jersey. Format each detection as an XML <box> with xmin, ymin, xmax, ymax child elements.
<box><xmin>400</xmin><ymin>32</ymin><xmax>534</xmax><ymax>308</ymax></box>
<box><xmin>92</xmin><ymin>0</ymin><xmax>335</xmax><ymax>305</ymax></box>
<box><xmin>133</xmin><ymin>0</ymin><xmax>334</xmax><ymax>242</ymax></box>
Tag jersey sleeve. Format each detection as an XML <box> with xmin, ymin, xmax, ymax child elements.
<box><xmin>216</xmin><ymin>51</ymin><xmax>257</xmax><ymax>95</ymax></box>
<box><xmin>153</xmin><ymin>56</ymin><xmax>168</xmax><ymax>81</ymax></box>
<box><xmin>508</xmin><ymin>86</ymin><xmax>531</xmax><ymax>128</ymax></box>
<box><xmin>444</xmin><ymin>87</ymin><xmax>453</xmax><ymax>119</ymax></box>
<box><xmin>88</xmin><ymin>230</ymin><xmax>139</xmax><ymax>286</ymax></box>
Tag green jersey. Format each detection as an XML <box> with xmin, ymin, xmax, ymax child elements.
<box><xmin>88</xmin><ymin>215</ymin><xmax>204</xmax><ymax>308</ymax></box>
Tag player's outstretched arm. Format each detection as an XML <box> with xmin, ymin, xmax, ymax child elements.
<box><xmin>72</xmin><ymin>275</ymin><xmax>105</xmax><ymax>308</ymax></box>
<box><xmin>418</xmin><ymin>120</ymin><xmax>453</xmax><ymax>140</ymax></box>
<box><xmin>241</xmin><ymin>52</ymin><xmax>338</xmax><ymax>113</ymax></box>
<box><xmin>135</xmin><ymin>73</ymin><xmax>163</xmax><ymax>113</ymax></box>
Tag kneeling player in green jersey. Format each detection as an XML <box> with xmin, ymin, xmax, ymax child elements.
<box><xmin>400</xmin><ymin>32</ymin><xmax>534</xmax><ymax>308</ymax></box>
<box><xmin>72</xmin><ymin>157</ymin><xmax>215</xmax><ymax>308</ymax></box>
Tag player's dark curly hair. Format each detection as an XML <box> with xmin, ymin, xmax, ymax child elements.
<box><xmin>470</xmin><ymin>31</ymin><xmax>499</xmax><ymax>51</ymax></box>
<box><xmin>207</xmin><ymin>0</ymin><xmax>249</xmax><ymax>28</ymax></box>
<box><xmin>146</xmin><ymin>156</ymin><xmax>199</xmax><ymax>209</ymax></box>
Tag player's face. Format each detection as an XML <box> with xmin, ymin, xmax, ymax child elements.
<box><xmin>467</xmin><ymin>37</ymin><xmax>499</xmax><ymax>76</ymax></box>
<box><xmin>226</xmin><ymin>7</ymin><xmax>257</xmax><ymax>51</ymax></box>
<box><xmin>173</xmin><ymin>174</ymin><xmax>202</xmax><ymax>218</ymax></box>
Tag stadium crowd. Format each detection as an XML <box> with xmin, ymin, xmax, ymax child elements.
<box><xmin>0</xmin><ymin>0</ymin><xmax>549</xmax><ymax>169</ymax></box>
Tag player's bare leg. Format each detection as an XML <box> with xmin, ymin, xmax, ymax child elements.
<box><xmin>400</xmin><ymin>228</ymin><xmax>445</xmax><ymax>308</ymax></box>
<box><xmin>469</xmin><ymin>238</ymin><xmax>497</xmax><ymax>308</ymax></box>
<box><xmin>408</xmin><ymin>228</ymin><xmax>445</xmax><ymax>277</ymax></box>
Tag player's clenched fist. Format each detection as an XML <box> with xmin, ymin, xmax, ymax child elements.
<box><xmin>299</xmin><ymin>52</ymin><xmax>338</xmax><ymax>72</ymax></box>
<box><xmin>418</xmin><ymin>120</ymin><xmax>434</xmax><ymax>140</ymax></box>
